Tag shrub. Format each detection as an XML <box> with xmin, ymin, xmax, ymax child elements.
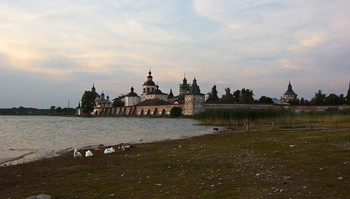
<box><xmin>170</xmin><ymin>107</ymin><xmax>182</xmax><ymax>117</ymax></box>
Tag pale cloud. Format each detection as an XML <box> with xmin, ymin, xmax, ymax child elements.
<box><xmin>279</xmin><ymin>59</ymin><xmax>303</xmax><ymax>70</ymax></box>
<box><xmin>0</xmin><ymin>0</ymin><xmax>349</xmax><ymax>108</ymax></box>
<box><xmin>300</xmin><ymin>36</ymin><xmax>324</xmax><ymax>47</ymax></box>
<box><xmin>288</xmin><ymin>35</ymin><xmax>325</xmax><ymax>52</ymax></box>
<box><xmin>0</xmin><ymin>1</ymin><xmax>195</xmax><ymax>80</ymax></box>
<box><xmin>193</xmin><ymin>0</ymin><xmax>277</xmax><ymax>25</ymax></box>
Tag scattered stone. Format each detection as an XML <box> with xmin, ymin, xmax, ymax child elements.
<box><xmin>338</xmin><ymin>176</ymin><xmax>343</xmax><ymax>181</ymax></box>
<box><xmin>289</xmin><ymin>145</ymin><xmax>297</xmax><ymax>148</ymax></box>
<box><xmin>26</xmin><ymin>194</ymin><xmax>51</xmax><ymax>199</ymax></box>
<box><xmin>256</xmin><ymin>173</ymin><xmax>261</xmax><ymax>177</ymax></box>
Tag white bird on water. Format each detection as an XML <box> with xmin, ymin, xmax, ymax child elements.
<box><xmin>104</xmin><ymin>147</ymin><xmax>115</xmax><ymax>154</ymax></box>
<box><xmin>73</xmin><ymin>149</ymin><xmax>82</xmax><ymax>159</ymax></box>
<box><xmin>85</xmin><ymin>150</ymin><xmax>94</xmax><ymax>157</ymax></box>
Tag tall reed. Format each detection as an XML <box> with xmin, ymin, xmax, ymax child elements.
<box><xmin>193</xmin><ymin>108</ymin><xmax>350</xmax><ymax>125</ymax></box>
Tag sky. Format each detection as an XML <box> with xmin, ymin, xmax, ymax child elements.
<box><xmin>0</xmin><ymin>0</ymin><xmax>349</xmax><ymax>108</ymax></box>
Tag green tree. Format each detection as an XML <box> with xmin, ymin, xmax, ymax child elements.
<box><xmin>310</xmin><ymin>90</ymin><xmax>326</xmax><ymax>105</ymax></box>
<box><xmin>81</xmin><ymin>91</ymin><xmax>96</xmax><ymax>115</ymax></box>
<box><xmin>56</xmin><ymin>107</ymin><xmax>62</xmax><ymax>114</ymax></box>
<box><xmin>206</xmin><ymin>85</ymin><xmax>220</xmax><ymax>102</ymax></box>
<box><xmin>299</xmin><ymin>98</ymin><xmax>310</xmax><ymax>105</ymax></box>
<box><xmin>239</xmin><ymin>88</ymin><xmax>254</xmax><ymax>103</ymax></box>
<box><xmin>346</xmin><ymin>87</ymin><xmax>350</xmax><ymax>105</ymax></box>
<box><xmin>170</xmin><ymin>106</ymin><xmax>182</xmax><ymax>117</ymax></box>
<box><xmin>339</xmin><ymin>94</ymin><xmax>346</xmax><ymax>105</ymax></box>
<box><xmin>49</xmin><ymin>106</ymin><xmax>56</xmax><ymax>114</ymax></box>
<box><xmin>288</xmin><ymin>98</ymin><xmax>300</xmax><ymax>105</ymax></box>
<box><xmin>325</xmin><ymin>93</ymin><xmax>340</xmax><ymax>105</ymax></box>
<box><xmin>258</xmin><ymin>96</ymin><xmax>273</xmax><ymax>103</ymax></box>
<box><xmin>221</xmin><ymin>88</ymin><xmax>234</xmax><ymax>102</ymax></box>
<box><xmin>233</xmin><ymin>90</ymin><xmax>241</xmax><ymax>102</ymax></box>
<box><xmin>112</xmin><ymin>98</ymin><xmax>125</xmax><ymax>107</ymax></box>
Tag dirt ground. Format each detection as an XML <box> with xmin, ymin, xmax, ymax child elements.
<box><xmin>1</xmin><ymin>124</ymin><xmax>350</xmax><ymax>198</ymax></box>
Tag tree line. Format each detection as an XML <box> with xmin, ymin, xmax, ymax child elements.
<box><xmin>289</xmin><ymin>90</ymin><xmax>350</xmax><ymax>105</ymax></box>
<box><xmin>206</xmin><ymin>85</ymin><xmax>350</xmax><ymax>105</ymax></box>
<box><xmin>207</xmin><ymin>85</ymin><xmax>271</xmax><ymax>103</ymax></box>
<box><xmin>0</xmin><ymin>106</ymin><xmax>76</xmax><ymax>115</ymax></box>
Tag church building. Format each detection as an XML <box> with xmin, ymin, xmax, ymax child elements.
<box><xmin>283</xmin><ymin>81</ymin><xmax>297</xmax><ymax>102</ymax></box>
<box><xmin>91</xmin><ymin>84</ymin><xmax>112</xmax><ymax>108</ymax></box>
<box><xmin>141</xmin><ymin>71</ymin><xmax>168</xmax><ymax>101</ymax></box>
<box><xmin>123</xmin><ymin>87</ymin><xmax>141</xmax><ymax>106</ymax></box>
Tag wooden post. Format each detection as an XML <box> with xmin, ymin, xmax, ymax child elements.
<box><xmin>245</xmin><ymin>119</ymin><xmax>249</xmax><ymax>131</ymax></box>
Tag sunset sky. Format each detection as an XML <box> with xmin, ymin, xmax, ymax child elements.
<box><xmin>1</xmin><ymin>0</ymin><xmax>349</xmax><ymax>108</ymax></box>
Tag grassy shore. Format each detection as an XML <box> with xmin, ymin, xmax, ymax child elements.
<box><xmin>1</xmin><ymin>119</ymin><xmax>350</xmax><ymax>198</ymax></box>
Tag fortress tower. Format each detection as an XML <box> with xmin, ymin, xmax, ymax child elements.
<box><xmin>184</xmin><ymin>78</ymin><xmax>205</xmax><ymax>115</ymax></box>
<box><xmin>283</xmin><ymin>81</ymin><xmax>297</xmax><ymax>102</ymax></box>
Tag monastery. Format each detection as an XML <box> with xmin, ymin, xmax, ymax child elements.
<box><xmin>78</xmin><ymin>72</ymin><xmax>349</xmax><ymax>116</ymax></box>
<box><xmin>86</xmin><ymin>71</ymin><xmax>205</xmax><ymax>116</ymax></box>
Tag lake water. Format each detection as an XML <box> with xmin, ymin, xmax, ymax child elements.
<box><xmin>0</xmin><ymin>116</ymin><xmax>216</xmax><ymax>166</ymax></box>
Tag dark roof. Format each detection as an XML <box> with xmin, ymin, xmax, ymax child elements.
<box><xmin>284</xmin><ymin>89</ymin><xmax>296</xmax><ymax>96</ymax></box>
<box><xmin>125</xmin><ymin>87</ymin><xmax>139</xmax><ymax>97</ymax></box>
<box><xmin>148</xmin><ymin>85</ymin><xmax>167</xmax><ymax>95</ymax></box>
<box><xmin>187</xmin><ymin>78</ymin><xmax>203</xmax><ymax>95</ymax></box>
<box><xmin>174</xmin><ymin>94</ymin><xmax>185</xmax><ymax>101</ymax></box>
<box><xmin>168</xmin><ymin>89</ymin><xmax>174</xmax><ymax>99</ymax></box>
<box><xmin>136</xmin><ymin>99</ymin><xmax>171</xmax><ymax>106</ymax></box>
<box><xmin>182</xmin><ymin>77</ymin><xmax>187</xmax><ymax>85</ymax></box>
<box><xmin>284</xmin><ymin>82</ymin><xmax>297</xmax><ymax>96</ymax></box>
<box><xmin>93</xmin><ymin>92</ymin><xmax>100</xmax><ymax>98</ymax></box>
<box><xmin>143</xmin><ymin>71</ymin><xmax>156</xmax><ymax>86</ymax></box>
<box><xmin>143</xmin><ymin>80</ymin><xmax>156</xmax><ymax>86</ymax></box>
<box><xmin>149</xmin><ymin>89</ymin><xmax>167</xmax><ymax>95</ymax></box>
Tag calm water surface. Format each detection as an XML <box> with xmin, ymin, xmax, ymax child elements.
<box><xmin>0</xmin><ymin>116</ymin><xmax>215</xmax><ymax>165</ymax></box>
